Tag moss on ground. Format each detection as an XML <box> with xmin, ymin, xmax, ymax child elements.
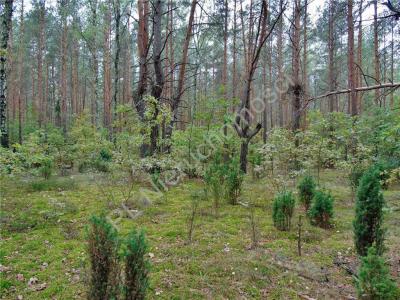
<box><xmin>1</xmin><ymin>170</ymin><xmax>399</xmax><ymax>299</ymax></box>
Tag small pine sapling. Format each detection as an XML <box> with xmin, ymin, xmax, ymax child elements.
<box><xmin>308</xmin><ymin>190</ymin><xmax>334</xmax><ymax>228</ymax></box>
<box><xmin>225</xmin><ymin>156</ymin><xmax>244</xmax><ymax>205</ymax></box>
<box><xmin>356</xmin><ymin>247</ymin><xmax>400</xmax><ymax>300</ymax></box>
<box><xmin>353</xmin><ymin>167</ymin><xmax>385</xmax><ymax>256</ymax></box>
<box><xmin>87</xmin><ymin>215</ymin><xmax>119</xmax><ymax>300</ymax></box>
<box><xmin>124</xmin><ymin>229</ymin><xmax>150</xmax><ymax>300</ymax></box>
<box><xmin>297</xmin><ymin>175</ymin><xmax>316</xmax><ymax>212</ymax></box>
<box><xmin>272</xmin><ymin>191</ymin><xmax>295</xmax><ymax>231</ymax></box>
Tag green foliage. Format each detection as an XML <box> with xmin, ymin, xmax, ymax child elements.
<box><xmin>70</xmin><ymin>114</ymin><xmax>112</xmax><ymax>173</ymax></box>
<box><xmin>272</xmin><ymin>191</ymin><xmax>295</xmax><ymax>231</ymax></box>
<box><xmin>356</xmin><ymin>247</ymin><xmax>400</xmax><ymax>300</ymax></box>
<box><xmin>308</xmin><ymin>190</ymin><xmax>334</xmax><ymax>228</ymax></box>
<box><xmin>349</xmin><ymin>164</ymin><xmax>367</xmax><ymax>198</ymax></box>
<box><xmin>297</xmin><ymin>175</ymin><xmax>316</xmax><ymax>212</ymax></box>
<box><xmin>87</xmin><ymin>215</ymin><xmax>119</xmax><ymax>300</ymax></box>
<box><xmin>204</xmin><ymin>151</ymin><xmax>225</xmax><ymax>211</ymax></box>
<box><xmin>354</xmin><ymin>167</ymin><xmax>385</xmax><ymax>256</ymax></box>
<box><xmin>28</xmin><ymin>177</ymin><xmax>77</xmax><ymax>192</ymax></box>
<box><xmin>124</xmin><ymin>229</ymin><xmax>150</xmax><ymax>300</ymax></box>
<box><xmin>38</xmin><ymin>157</ymin><xmax>53</xmax><ymax>179</ymax></box>
<box><xmin>224</xmin><ymin>156</ymin><xmax>244</xmax><ymax>205</ymax></box>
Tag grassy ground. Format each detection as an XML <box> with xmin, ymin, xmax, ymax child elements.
<box><xmin>1</xmin><ymin>170</ymin><xmax>399</xmax><ymax>299</ymax></box>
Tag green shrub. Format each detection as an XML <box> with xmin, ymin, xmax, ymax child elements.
<box><xmin>28</xmin><ymin>177</ymin><xmax>77</xmax><ymax>192</ymax></box>
<box><xmin>354</xmin><ymin>167</ymin><xmax>385</xmax><ymax>256</ymax></box>
<box><xmin>356</xmin><ymin>247</ymin><xmax>400</xmax><ymax>300</ymax></box>
<box><xmin>308</xmin><ymin>190</ymin><xmax>334</xmax><ymax>228</ymax></box>
<box><xmin>124</xmin><ymin>229</ymin><xmax>150</xmax><ymax>300</ymax></box>
<box><xmin>224</xmin><ymin>157</ymin><xmax>244</xmax><ymax>205</ymax></box>
<box><xmin>204</xmin><ymin>152</ymin><xmax>225</xmax><ymax>212</ymax></box>
<box><xmin>272</xmin><ymin>191</ymin><xmax>295</xmax><ymax>231</ymax></box>
<box><xmin>349</xmin><ymin>164</ymin><xmax>366</xmax><ymax>199</ymax></box>
<box><xmin>38</xmin><ymin>158</ymin><xmax>53</xmax><ymax>179</ymax></box>
<box><xmin>87</xmin><ymin>215</ymin><xmax>119</xmax><ymax>300</ymax></box>
<box><xmin>297</xmin><ymin>175</ymin><xmax>316</xmax><ymax>212</ymax></box>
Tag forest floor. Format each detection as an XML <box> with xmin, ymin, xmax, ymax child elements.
<box><xmin>1</xmin><ymin>170</ymin><xmax>399</xmax><ymax>299</ymax></box>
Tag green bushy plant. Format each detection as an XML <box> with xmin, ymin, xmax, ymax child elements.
<box><xmin>308</xmin><ymin>190</ymin><xmax>334</xmax><ymax>228</ymax></box>
<box><xmin>356</xmin><ymin>247</ymin><xmax>400</xmax><ymax>300</ymax></box>
<box><xmin>124</xmin><ymin>229</ymin><xmax>150</xmax><ymax>300</ymax></box>
<box><xmin>38</xmin><ymin>158</ymin><xmax>53</xmax><ymax>179</ymax></box>
<box><xmin>354</xmin><ymin>167</ymin><xmax>385</xmax><ymax>256</ymax></box>
<box><xmin>349</xmin><ymin>164</ymin><xmax>367</xmax><ymax>200</ymax></box>
<box><xmin>204</xmin><ymin>152</ymin><xmax>225</xmax><ymax>212</ymax></box>
<box><xmin>272</xmin><ymin>191</ymin><xmax>295</xmax><ymax>231</ymax></box>
<box><xmin>87</xmin><ymin>215</ymin><xmax>119</xmax><ymax>300</ymax></box>
<box><xmin>224</xmin><ymin>156</ymin><xmax>244</xmax><ymax>205</ymax></box>
<box><xmin>297</xmin><ymin>175</ymin><xmax>316</xmax><ymax>212</ymax></box>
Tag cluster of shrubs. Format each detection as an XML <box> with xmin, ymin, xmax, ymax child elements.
<box><xmin>272</xmin><ymin>175</ymin><xmax>334</xmax><ymax>231</ymax></box>
<box><xmin>87</xmin><ymin>215</ymin><xmax>150</xmax><ymax>300</ymax></box>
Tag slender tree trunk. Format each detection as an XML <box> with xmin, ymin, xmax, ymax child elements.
<box><xmin>347</xmin><ymin>0</ymin><xmax>357</xmax><ymax>116</ymax></box>
<box><xmin>277</xmin><ymin>0</ymin><xmax>284</xmax><ymax>126</ymax></box>
<box><xmin>357</xmin><ymin>0</ymin><xmax>363</xmax><ymax>113</ymax></box>
<box><xmin>291</xmin><ymin>0</ymin><xmax>302</xmax><ymax>132</ymax></box>
<box><xmin>390</xmin><ymin>20</ymin><xmax>394</xmax><ymax>109</ymax></box>
<box><xmin>232</xmin><ymin>0</ymin><xmax>237</xmax><ymax>104</ymax></box>
<box><xmin>328</xmin><ymin>0</ymin><xmax>336</xmax><ymax>112</ymax></box>
<box><xmin>103</xmin><ymin>5</ymin><xmax>112</xmax><ymax>135</ymax></box>
<box><xmin>71</xmin><ymin>18</ymin><xmax>79</xmax><ymax>116</ymax></box>
<box><xmin>1</xmin><ymin>0</ymin><xmax>14</xmax><ymax>147</ymax></box>
<box><xmin>17</xmin><ymin>0</ymin><xmax>24</xmax><ymax>144</ymax></box>
<box><xmin>112</xmin><ymin>0</ymin><xmax>121</xmax><ymax>138</ymax></box>
<box><xmin>373</xmin><ymin>0</ymin><xmax>380</xmax><ymax>105</ymax></box>
<box><xmin>37</xmin><ymin>0</ymin><xmax>45</xmax><ymax>127</ymax></box>
<box><xmin>60</xmin><ymin>0</ymin><xmax>68</xmax><ymax>134</ymax></box>
<box><xmin>302</xmin><ymin>0</ymin><xmax>308</xmax><ymax>126</ymax></box>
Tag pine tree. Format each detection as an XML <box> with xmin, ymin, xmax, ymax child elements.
<box><xmin>297</xmin><ymin>175</ymin><xmax>316</xmax><ymax>212</ymax></box>
<box><xmin>273</xmin><ymin>191</ymin><xmax>295</xmax><ymax>231</ymax></box>
<box><xmin>353</xmin><ymin>167</ymin><xmax>385</xmax><ymax>256</ymax></box>
<box><xmin>356</xmin><ymin>247</ymin><xmax>400</xmax><ymax>299</ymax></box>
<box><xmin>308</xmin><ymin>190</ymin><xmax>334</xmax><ymax>228</ymax></box>
<box><xmin>124</xmin><ymin>229</ymin><xmax>150</xmax><ymax>300</ymax></box>
<box><xmin>87</xmin><ymin>215</ymin><xmax>119</xmax><ymax>300</ymax></box>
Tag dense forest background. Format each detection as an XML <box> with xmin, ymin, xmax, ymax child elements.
<box><xmin>0</xmin><ymin>0</ymin><xmax>399</xmax><ymax>149</ymax></box>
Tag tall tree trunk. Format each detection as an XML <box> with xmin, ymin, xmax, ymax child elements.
<box><xmin>232</xmin><ymin>0</ymin><xmax>237</xmax><ymax>104</ymax></box>
<box><xmin>277</xmin><ymin>0</ymin><xmax>284</xmax><ymax>126</ymax></box>
<box><xmin>88</xmin><ymin>0</ymin><xmax>99</xmax><ymax>125</ymax></box>
<box><xmin>357</xmin><ymin>0</ymin><xmax>363</xmax><ymax>113</ymax></box>
<box><xmin>37</xmin><ymin>0</ymin><xmax>45</xmax><ymax>127</ymax></box>
<box><xmin>302</xmin><ymin>0</ymin><xmax>308</xmax><ymax>126</ymax></box>
<box><xmin>103</xmin><ymin>5</ymin><xmax>112</xmax><ymax>135</ymax></box>
<box><xmin>71</xmin><ymin>18</ymin><xmax>79</xmax><ymax>116</ymax></box>
<box><xmin>373</xmin><ymin>0</ymin><xmax>380</xmax><ymax>105</ymax></box>
<box><xmin>112</xmin><ymin>0</ymin><xmax>121</xmax><ymax>138</ymax></box>
<box><xmin>390</xmin><ymin>19</ymin><xmax>394</xmax><ymax>109</ymax></box>
<box><xmin>347</xmin><ymin>0</ymin><xmax>357</xmax><ymax>116</ymax></box>
<box><xmin>291</xmin><ymin>0</ymin><xmax>302</xmax><ymax>132</ymax></box>
<box><xmin>60</xmin><ymin>0</ymin><xmax>68</xmax><ymax>134</ymax></box>
<box><xmin>164</xmin><ymin>0</ymin><xmax>197</xmax><ymax>145</ymax></box>
<box><xmin>17</xmin><ymin>0</ymin><xmax>24</xmax><ymax>144</ymax></box>
<box><xmin>0</xmin><ymin>0</ymin><xmax>14</xmax><ymax>147</ymax></box>
<box><xmin>328</xmin><ymin>0</ymin><xmax>337</xmax><ymax>112</ymax></box>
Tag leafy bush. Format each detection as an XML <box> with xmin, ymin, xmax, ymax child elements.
<box><xmin>297</xmin><ymin>175</ymin><xmax>316</xmax><ymax>212</ymax></box>
<box><xmin>356</xmin><ymin>247</ymin><xmax>400</xmax><ymax>299</ymax></box>
<box><xmin>349</xmin><ymin>164</ymin><xmax>367</xmax><ymax>199</ymax></box>
<box><xmin>204</xmin><ymin>152</ymin><xmax>225</xmax><ymax>212</ymax></box>
<box><xmin>354</xmin><ymin>167</ymin><xmax>385</xmax><ymax>256</ymax></box>
<box><xmin>224</xmin><ymin>156</ymin><xmax>244</xmax><ymax>205</ymax></box>
<box><xmin>308</xmin><ymin>190</ymin><xmax>334</xmax><ymax>228</ymax></box>
<box><xmin>124</xmin><ymin>229</ymin><xmax>150</xmax><ymax>300</ymax></box>
<box><xmin>87</xmin><ymin>215</ymin><xmax>119</xmax><ymax>300</ymax></box>
<box><xmin>272</xmin><ymin>191</ymin><xmax>295</xmax><ymax>231</ymax></box>
<box><xmin>38</xmin><ymin>158</ymin><xmax>53</xmax><ymax>179</ymax></box>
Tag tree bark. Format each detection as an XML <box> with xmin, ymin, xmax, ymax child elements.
<box><xmin>103</xmin><ymin>5</ymin><xmax>112</xmax><ymax>135</ymax></box>
<box><xmin>291</xmin><ymin>0</ymin><xmax>302</xmax><ymax>132</ymax></box>
<box><xmin>347</xmin><ymin>0</ymin><xmax>357</xmax><ymax>116</ymax></box>
<box><xmin>37</xmin><ymin>0</ymin><xmax>45</xmax><ymax>127</ymax></box>
<box><xmin>373</xmin><ymin>0</ymin><xmax>381</xmax><ymax>105</ymax></box>
<box><xmin>1</xmin><ymin>0</ymin><xmax>14</xmax><ymax>147</ymax></box>
<box><xmin>328</xmin><ymin>0</ymin><xmax>337</xmax><ymax>112</ymax></box>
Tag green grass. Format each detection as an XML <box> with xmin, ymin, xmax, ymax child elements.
<box><xmin>0</xmin><ymin>170</ymin><xmax>399</xmax><ymax>299</ymax></box>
